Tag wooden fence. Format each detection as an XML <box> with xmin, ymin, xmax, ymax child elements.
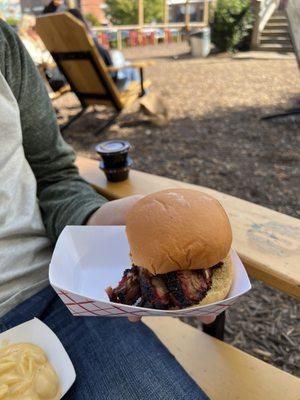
<box><xmin>93</xmin><ymin>0</ymin><xmax>210</xmax><ymax>50</ymax></box>
<box><xmin>94</xmin><ymin>22</ymin><xmax>207</xmax><ymax>50</ymax></box>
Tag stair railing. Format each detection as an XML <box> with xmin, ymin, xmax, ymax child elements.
<box><xmin>251</xmin><ymin>0</ymin><xmax>280</xmax><ymax>49</ymax></box>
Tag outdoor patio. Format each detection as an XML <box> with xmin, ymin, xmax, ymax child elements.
<box><xmin>54</xmin><ymin>43</ymin><xmax>300</xmax><ymax>376</ymax></box>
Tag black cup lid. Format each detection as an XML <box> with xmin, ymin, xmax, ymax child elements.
<box><xmin>95</xmin><ymin>140</ymin><xmax>131</xmax><ymax>156</ymax></box>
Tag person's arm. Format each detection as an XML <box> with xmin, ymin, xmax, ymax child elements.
<box><xmin>0</xmin><ymin>21</ymin><xmax>107</xmax><ymax>244</ymax></box>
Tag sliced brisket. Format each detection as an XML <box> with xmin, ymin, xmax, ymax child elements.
<box><xmin>138</xmin><ymin>268</ymin><xmax>170</xmax><ymax>309</ymax></box>
<box><xmin>162</xmin><ymin>269</ymin><xmax>212</xmax><ymax>308</ymax></box>
<box><xmin>105</xmin><ymin>266</ymin><xmax>141</xmax><ymax>305</ymax></box>
<box><xmin>106</xmin><ymin>263</ymin><xmax>222</xmax><ymax>310</ymax></box>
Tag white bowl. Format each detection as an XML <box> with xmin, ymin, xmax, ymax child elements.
<box><xmin>0</xmin><ymin>318</ymin><xmax>76</xmax><ymax>398</ymax></box>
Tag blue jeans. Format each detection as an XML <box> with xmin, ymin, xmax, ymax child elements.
<box><xmin>116</xmin><ymin>67</ymin><xmax>141</xmax><ymax>91</ymax></box>
<box><xmin>0</xmin><ymin>286</ymin><xmax>209</xmax><ymax>400</ymax></box>
<box><xmin>111</xmin><ymin>49</ymin><xmax>141</xmax><ymax>91</ymax></box>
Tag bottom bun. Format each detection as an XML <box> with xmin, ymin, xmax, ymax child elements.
<box><xmin>198</xmin><ymin>253</ymin><xmax>233</xmax><ymax>306</ymax></box>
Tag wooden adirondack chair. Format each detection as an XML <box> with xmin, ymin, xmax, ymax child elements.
<box><xmin>36</xmin><ymin>12</ymin><xmax>153</xmax><ymax>134</ymax></box>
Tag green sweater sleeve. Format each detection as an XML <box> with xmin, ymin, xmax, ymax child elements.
<box><xmin>0</xmin><ymin>21</ymin><xmax>107</xmax><ymax>244</ymax></box>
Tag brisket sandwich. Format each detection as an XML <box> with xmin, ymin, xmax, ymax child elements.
<box><xmin>106</xmin><ymin>188</ymin><xmax>233</xmax><ymax>310</ymax></box>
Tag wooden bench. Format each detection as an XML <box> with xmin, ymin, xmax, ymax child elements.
<box><xmin>144</xmin><ymin>317</ymin><xmax>300</xmax><ymax>400</ymax></box>
<box><xmin>76</xmin><ymin>156</ymin><xmax>300</xmax><ymax>399</ymax></box>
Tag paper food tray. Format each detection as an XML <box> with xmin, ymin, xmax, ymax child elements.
<box><xmin>50</xmin><ymin>226</ymin><xmax>251</xmax><ymax>317</ymax></box>
<box><xmin>0</xmin><ymin>318</ymin><xmax>76</xmax><ymax>398</ymax></box>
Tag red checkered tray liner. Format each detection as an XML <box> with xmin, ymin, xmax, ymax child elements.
<box><xmin>50</xmin><ymin>226</ymin><xmax>251</xmax><ymax>318</ymax></box>
<box><xmin>53</xmin><ymin>288</ymin><xmax>237</xmax><ymax>317</ymax></box>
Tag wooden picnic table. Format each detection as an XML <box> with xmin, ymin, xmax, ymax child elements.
<box><xmin>76</xmin><ymin>156</ymin><xmax>300</xmax><ymax>299</ymax></box>
<box><xmin>76</xmin><ymin>155</ymin><xmax>300</xmax><ymax>399</ymax></box>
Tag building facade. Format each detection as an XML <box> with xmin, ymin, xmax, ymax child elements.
<box><xmin>0</xmin><ymin>0</ymin><xmax>22</xmax><ymax>18</ymax></box>
<box><xmin>0</xmin><ymin>0</ymin><xmax>107</xmax><ymax>21</ymax></box>
<box><xmin>21</xmin><ymin>0</ymin><xmax>52</xmax><ymax>15</ymax></box>
<box><xmin>81</xmin><ymin>0</ymin><xmax>106</xmax><ymax>23</ymax></box>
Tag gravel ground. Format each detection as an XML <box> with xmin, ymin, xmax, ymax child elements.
<box><xmin>54</xmin><ymin>43</ymin><xmax>300</xmax><ymax>376</ymax></box>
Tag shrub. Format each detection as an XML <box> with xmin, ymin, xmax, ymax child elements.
<box><xmin>211</xmin><ymin>0</ymin><xmax>253</xmax><ymax>52</ymax></box>
<box><xmin>106</xmin><ymin>0</ymin><xmax>163</xmax><ymax>25</ymax></box>
<box><xmin>85</xmin><ymin>13</ymin><xmax>101</xmax><ymax>27</ymax></box>
<box><xmin>6</xmin><ymin>16</ymin><xmax>20</xmax><ymax>27</ymax></box>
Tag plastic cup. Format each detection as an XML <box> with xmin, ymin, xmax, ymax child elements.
<box><xmin>95</xmin><ymin>140</ymin><xmax>132</xmax><ymax>182</ymax></box>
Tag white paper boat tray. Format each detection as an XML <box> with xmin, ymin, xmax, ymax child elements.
<box><xmin>50</xmin><ymin>226</ymin><xmax>251</xmax><ymax>318</ymax></box>
<box><xmin>0</xmin><ymin>318</ymin><xmax>76</xmax><ymax>398</ymax></box>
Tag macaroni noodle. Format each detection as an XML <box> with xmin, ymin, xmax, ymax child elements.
<box><xmin>0</xmin><ymin>342</ymin><xmax>60</xmax><ymax>400</ymax></box>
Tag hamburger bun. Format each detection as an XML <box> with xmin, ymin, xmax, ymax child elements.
<box><xmin>199</xmin><ymin>253</ymin><xmax>233</xmax><ymax>305</ymax></box>
<box><xmin>126</xmin><ymin>188</ymin><xmax>233</xmax><ymax>275</ymax></box>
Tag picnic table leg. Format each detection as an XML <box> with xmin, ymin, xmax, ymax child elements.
<box><xmin>202</xmin><ymin>311</ymin><xmax>226</xmax><ymax>340</ymax></box>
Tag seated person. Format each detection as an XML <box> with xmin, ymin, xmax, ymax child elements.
<box><xmin>0</xmin><ymin>20</ymin><xmax>213</xmax><ymax>399</ymax></box>
<box><xmin>18</xmin><ymin>14</ymin><xmax>52</xmax><ymax>66</ymax></box>
<box><xmin>18</xmin><ymin>14</ymin><xmax>67</xmax><ymax>92</ymax></box>
<box><xmin>110</xmin><ymin>48</ymin><xmax>141</xmax><ymax>91</ymax></box>
<box><xmin>43</xmin><ymin>1</ymin><xmax>140</xmax><ymax>91</ymax></box>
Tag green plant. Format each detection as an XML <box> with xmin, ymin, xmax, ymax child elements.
<box><xmin>211</xmin><ymin>0</ymin><xmax>253</xmax><ymax>52</ymax></box>
<box><xmin>106</xmin><ymin>0</ymin><xmax>163</xmax><ymax>25</ymax></box>
<box><xmin>6</xmin><ymin>16</ymin><xmax>20</xmax><ymax>27</ymax></box>
<box><xmin>85</xmin><ymin>13</ymin><xmax>101</xmax><ymax>26</ymax></box>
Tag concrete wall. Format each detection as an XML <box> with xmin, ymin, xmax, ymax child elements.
<box><xmin>286</xmin><ymin>0</ymin><xmax>300</xmax><ymax>68</ymax></box>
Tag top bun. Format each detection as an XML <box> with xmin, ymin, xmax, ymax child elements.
<box><xmin>125</xmin><ymin>188</ymin><xmax>232</xmax><ymax>275</ymax></box>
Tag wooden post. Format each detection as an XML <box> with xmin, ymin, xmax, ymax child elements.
<box><xmin>138</xmin><ymin>0</ymin><xmax>144</xmax><ymax>26</ymax></box>
<box><xmin>203</xmin><ymin>0</ymin><xmax>209</xmax><ymax>25</ymax></box>
<box><xmin>251</xmin><ymin>0</ymin><xmax>262</xmax><ymax>49</ymax></box>
<box><xmin>164</xmin><ymin>0</ymin><xmax>169</xmax><ymax>43</ymax></box>
<box><xmin>138</xmin><ymin>31</ymin><xmax>143</xmax><ymax>45</ymax></box>
<box><xmin>185</xmin><ymin>0</ymin><xmax>190</xmax><ymax>30</ymax></box>
<box><xmin>116</xmin><ymin>30</ymin><xmax>122</xmax><ymax>50</ymax></box>
<box><xmin>138</xmin><ymin>0</ymin><xmax>144</xmax><ymax>45</ymax></box>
